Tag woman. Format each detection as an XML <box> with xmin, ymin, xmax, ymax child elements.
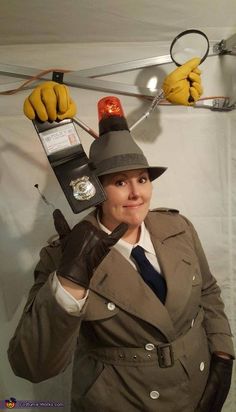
<box><xmin>8</xmin><ymin>60</ymin><xmax>234</xmax><ymax>412</ymax></box>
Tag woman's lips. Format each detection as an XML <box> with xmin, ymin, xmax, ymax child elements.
<box><xmin>123</xmin><ymin>203</ymin><xmax>143</xmax><ymax>208</ymax></box>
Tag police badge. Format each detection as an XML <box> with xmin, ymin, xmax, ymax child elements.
<box><xmin>70</xmin><ymin>176</ymin><xmax>96</xmax><ymax>201</ymax></box>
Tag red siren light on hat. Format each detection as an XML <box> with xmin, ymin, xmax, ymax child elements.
<box><xmin>97</xmin><ymin>96</ymin><xmax>129</xmax><ymax>136</ymax></box>
<box><xmin>98</xmin><ymin>96</ymin><xmax>125</xmax><ymax>121</ymax></box>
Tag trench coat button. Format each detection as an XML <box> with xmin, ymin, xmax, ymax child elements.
<box><xmin>150</xmin><ymin>391</ymin><xmax>160</xmax><ymax>399</ymax></box>
<box><xmin>191</xmin><ymin>318</ymin><xmax>195</xmax><ymax>327</ymax></box>
<box><xmin>145</xmin><ymin>343</ymin><xmax>155</xmax><ymax>351</ymax></box>
<box><xmin>200</xmin><ymin>362</ymin><xmax>205</xmax><ymax>371</ymax></box>
<box><xmin>192</xmin><ymin>275</ymin><xmax>196</xmax><ymax>281</ymax></box>
<box><xmin>107</xmin><ymin>302</ymin><xmax>116</xmax><ymax>311</ymax></box>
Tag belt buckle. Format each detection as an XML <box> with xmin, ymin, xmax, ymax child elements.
<box><xmin>157</xmin><ymin>343</ymin><xmax>174</xmax><ymax>368</ymax></box>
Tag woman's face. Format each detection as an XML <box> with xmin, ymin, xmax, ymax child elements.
<box><xmin>100</xmin><ymin>168</ymin><xmax>153</xmax><ymax>231</ymax></box>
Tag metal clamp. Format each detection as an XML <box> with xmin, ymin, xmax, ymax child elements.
<box><xmin>157</xmin><ymin>343</ymin><xmax>174</xmax><ymax>368</ymax></box>
<box><xmin>213</xmin><ymin>33</ymin><xmax>236</xmax><ymax>55</ymax></box>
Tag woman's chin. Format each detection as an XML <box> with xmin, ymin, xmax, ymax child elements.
<box><xmin>124</xmin><ymin>216</ymin><xmax>144</xmax><ymax>228</ymax></box>
<box><xmin>123</xmin><ymin>210</ymin><xmax>148</xmax><ymax>227</ymax></box>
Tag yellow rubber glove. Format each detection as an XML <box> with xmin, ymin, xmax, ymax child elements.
<box><xmin>23</xmin><ymin>81</ymin><xmax>77</xmax><ymax>121</ymax></box>
<box><xmin>162</xmin><ymin>58</ymin><xmax>203</xmax><ymax>105</ymax></box>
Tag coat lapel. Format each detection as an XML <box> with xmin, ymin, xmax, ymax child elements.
<box><xmin>145</xmin><ymin>212</ymin><xmax>195</xmax><ymax>322</ymax></box>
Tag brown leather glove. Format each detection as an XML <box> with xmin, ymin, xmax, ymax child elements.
<box><xmin>53</xmin><ymin>209</ymin><xmax>71</xmax><ymax>243</ymax></box>
<box><xmin>195</xmin><ymin>353</ymin><xmax>233</xmax><ymax>412</ymax></box>
<box><xmin>55</xmin><ymin>212</ymin><xmax>128</xmax><ymax>289</ymax></box>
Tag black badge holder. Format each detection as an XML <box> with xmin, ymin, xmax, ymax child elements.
<box><xmin>33</xmin><ymin>118</ymin><xmax>106</xmax><ymax>213</ymax></box>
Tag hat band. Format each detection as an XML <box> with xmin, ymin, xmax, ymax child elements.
<box><xmin>95</xmin><ymin>153</ymin><xmax>149</xmax><ymax>175</ymax></box>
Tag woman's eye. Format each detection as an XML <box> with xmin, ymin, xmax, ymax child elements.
<box><xmin>115</xmin><ymin>180</ymin><xmax>126</xmax><ymax>187</ymax></box>
<box><xmin>139</xmin><ymin>176</ymin><xmax>148</xmax><ymax>183</ymax></box>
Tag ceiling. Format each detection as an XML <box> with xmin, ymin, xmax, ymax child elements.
<box><xmin>1</xmin><ymin>0</ymin><xmax>236</xmax><ymax>45</ymax></box>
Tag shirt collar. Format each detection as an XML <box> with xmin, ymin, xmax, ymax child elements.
<box><xmin>140</xmin><ymin>222</ymin><xmax>156</xmax><ymax>256</ymax></box>
<box><xmin>97</xmin><ymin>214</ymin><xmax>155</xmax><ymax>260</ymax></box>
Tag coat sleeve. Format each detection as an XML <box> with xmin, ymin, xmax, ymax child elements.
<box><xmin>182</xmin><ymin>216</ymin><xmax>235</xmax><ymax>358</ymax></box>
<box><xmin>8</xmin><ymin>243</ymin><xmax>86</xmax><ymax>383</ymax></box>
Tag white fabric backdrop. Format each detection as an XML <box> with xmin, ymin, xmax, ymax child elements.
<box><xmin>1</xmin><ymin>0</ymin><xmax>236</xmax><ymax>44</ymax></box>
<box><xmin>0</xmin><ymin>42</ymin><xmax>235</xmax><ymax>411</ymax></box>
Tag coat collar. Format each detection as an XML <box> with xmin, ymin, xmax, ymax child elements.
<box><xmin>145</xmin><ymin>209</ymin><xmax>185</xmax><ymax>242</ymax></box>
<box><xmin>84</xmin><ymin>209</ymin><xmax>184</xmax><ymax>240</ymax></box>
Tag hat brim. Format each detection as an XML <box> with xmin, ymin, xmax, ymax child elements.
<box><xmin>97</xmin><ymin>164</ymin><xmax>167</xmax><ymax>181</ymax></box>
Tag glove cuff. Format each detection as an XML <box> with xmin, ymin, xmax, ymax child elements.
<box><xmin>212</xmin><ymin>353</ymin><xmax>233</xmax><ymax>365</ymax></box>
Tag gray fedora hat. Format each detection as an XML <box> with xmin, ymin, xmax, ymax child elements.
<box><xmin>89</xmin><ymin>96</ymin><xmax>167</xmax><ymax>181</ymax></box>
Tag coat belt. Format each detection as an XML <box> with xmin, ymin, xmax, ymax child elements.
<box><xmin>89</xmin><ymin>308</ymin><xmax>204</xmax><ymax>368</ymax></box>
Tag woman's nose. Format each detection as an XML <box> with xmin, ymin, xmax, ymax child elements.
<box><xmin>128</xmin><ymin>182</ymin><xmax>140</xmax><ymax>199</ymax></box>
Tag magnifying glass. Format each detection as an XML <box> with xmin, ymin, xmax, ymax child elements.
<box><xmin>170</xmin><ymin>29</ymin><xmax>209</xmax><ymax>66</ymax></box>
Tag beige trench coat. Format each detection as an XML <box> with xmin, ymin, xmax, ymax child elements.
<box><xmin>8</xmin><ymin>209</ymin><xmax>234</xmax><ymax>412</ymax></box>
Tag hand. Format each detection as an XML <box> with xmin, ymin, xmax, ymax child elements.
<box><xmin>57</xmin><ymin>220</ymin><xmax>128</xmax><ymax>289</ymax></box>
<box><xmin>23</xmin><ymin>81</ymin><xmax>77</xmax><ymax>121</ymax></box>
<box><xmin>162</xmin><ymin>58</ymin><xmax>203</xmax><ymax>105</ymax></box>
<box><xmin>195</xmin><ymin>353</ymin><xmax>233</xmax><ymax>412</ymax></box>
